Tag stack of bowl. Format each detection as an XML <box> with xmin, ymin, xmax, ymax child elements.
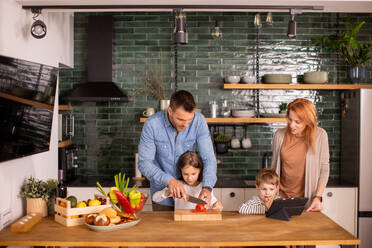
<box><xmin>303</xmin><ymin>71</ymin><xmax>328</xmax><ymax>84</ymax></box>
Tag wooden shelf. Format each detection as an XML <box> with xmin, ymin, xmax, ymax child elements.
<box><xmin>140</xmin><ymin>117</ymin><xmax>287</xmax><ymax>123</ymax></box>
<box><xmin>224</xmin><ymin>83</ymin><xmax>372</xmax><ymax>90</ymax></box>
<box><xmin>132</xmin><ymin>177</ymin><xmax>146</xmax><ymax>181</ymax></box>
<box><xmin>58</xmin><ymin>139</ymin><xmax>72</xmax><ymax>148</ymax></box>
<box><xmin>59</xmin><ymin>105</ymin><xmax>72</xmax><ymax>111</ymax></box>
<box><xmin>0</xmin><ymin>91</ymin><xmax>54</xmax><ymax>110</ymax></box>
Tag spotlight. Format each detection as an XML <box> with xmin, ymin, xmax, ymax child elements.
<box><xmin>287</xmin><ymin>9</ymin><xmax>302</xmax><ymax>38</ymax></box>
<box><xmin>211</xmin><ymin>20</ymin><xmax>222</xmax><ymax>39</ymax></box>
<box><xmin>172</xmin><ymin>8</ymin><xmax>188</xmax><ymax>44</ymax></box>
<box><xmin>31</xmin><ymin>8</ymin><xmax>46</xmax><ymax>39</ymax></box>
<box><xmin>254</xmin><ymin>13</ymin><xmax>262</xmax><ymax>28</ymax></box>
<box><xmin>266</xmin><ymin>12</ymin><xmax>273</xmax><ymax>25</ymax></box>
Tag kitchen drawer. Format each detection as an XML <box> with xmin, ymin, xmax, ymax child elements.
<box><xmin>221</xmin><ymin>188</ymin><xmax>244</xmax><ymax>211</ymax></box>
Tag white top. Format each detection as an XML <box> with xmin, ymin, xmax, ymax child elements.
<box><xmin>239</xmin><ymin>195</ymin><xmax>279</xmax><ymax>215</ymax></box>
<box><xmin>152</xmin><ymin>183</ymin><xmax>218</xmax><ymax>209</ymax></box>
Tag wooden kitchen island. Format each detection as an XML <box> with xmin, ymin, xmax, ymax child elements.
<box><xmin>0</xmin><ymin>211</ymin><xmax>359</xmax><ymax>247</ymax></box>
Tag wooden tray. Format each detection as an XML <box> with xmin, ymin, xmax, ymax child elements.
<box><xmin>54</xmin><ymin>195</ymin><xmax>110</xmax><ymax>227</ymax></box>
<box><xmin>174</xmin><ymin>209</ymin><xmax>222</xmax><ymax>221</ymax></box>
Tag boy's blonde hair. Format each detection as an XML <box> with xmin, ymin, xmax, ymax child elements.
<box><xmin>256</xmin><ymin>168</ymin><xmax>279</xmax><ymax>187</ymax></box>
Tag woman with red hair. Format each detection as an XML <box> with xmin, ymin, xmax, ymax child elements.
<box><xmin>271</xmin><ymin>98</ymin><xmax>330</xmax><ymax>212</ymax></box>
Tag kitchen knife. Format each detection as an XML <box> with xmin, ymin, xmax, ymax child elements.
<box><xmin>187</xmin><ymin>195</ymin><xmax>207</xmax><ymax>205</ymax></box>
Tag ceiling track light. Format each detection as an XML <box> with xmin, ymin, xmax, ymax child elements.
<box><xmin>266</xmin><ymin>12</ymin><xmax>273</xmax><ymax>25</ymax></box>
<box><xmin>172</xmin><ymin>8</ymin><xmax>188</xmax><ymax>44</ymax></box>
<box><xmin>254</xmin><ymin>13</ymin><xmax>262</xmax><ymax>29</ymax></box>
<box><xmin>287</xmin><ymin>9</ymin><xmax>302</xmax><ymax>38</ymax></box>
<box><xmin>211</xmin><ymin>20</ymin><xmax>222</xmax><ymax>39</ymax></box>
<box><xmin>31</xmin><ymin>8</ymin><xmax>47</xmax><ymax>39</ymax></box>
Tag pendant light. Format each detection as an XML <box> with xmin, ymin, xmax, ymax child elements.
<box><xmin>287</xmin><ymin>9</ymin><xmax>302</xmax><ymax>38</ymax></box>
<box><xmin>211</xmin><ymin>20</ymin><xmax>222</xmax><ymax>39</ymax></box>
<box><xmin>266</xmin><ymin>12</ymin><xmax>273</xmax><ymax>25</ymax></box>
<box><xmin>172</xmin><ymin>8</ymin><xmax>188</xmax><ymax>44</ymax></box>
<box><xmin>254</xmin><ymin>13</ymin><xmax>262</xmax><ymax>29</ymax></box>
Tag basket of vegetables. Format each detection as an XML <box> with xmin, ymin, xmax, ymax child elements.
<box><xmin>96</xmin><ymin>173</ymin><xmax>147</xmax><ymax>217</ymax></box>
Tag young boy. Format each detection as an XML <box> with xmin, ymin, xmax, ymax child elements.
<box><xmin>239</xmin><ymin>168</ymin><xmax>279</xmax><ymax>214</ymax></box>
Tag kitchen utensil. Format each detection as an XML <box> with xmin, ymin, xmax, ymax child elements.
<box><xmin>85</xmin><ymin>218</ymin><xmax>141</xmax><ymax>232</ymax></box>
<box><xmin>231</xmin><ymin>126</ymin><xmax>241</xmax><ymax>149</ymax></box>
<box><xmin>209</xmin><ymin>101</ymin><xmax>218</xmax><ymax>118</ymax></box>
<box><xmin>232</xmin><ymin>109</ymin><xmax>255</xmax><ymax>118</ymax></box>
<box><xmin>241</xmin><ymin>126</ymin><xmax>252</xmax><ymax>149</ymax></box>
<box><xmin>174</xmin><ymin>209</ymin><xmax>222</xmax><ymax>221</ymax></box>
<box><xmin>303</xmin><ymin>71</ymin><xmax>328</xmax><ymax>84</ymax></box>
<box><xmin>10</xmin><ymin>213</ymin><xmax>42</xmax><ymax>233</ymax></box>
<box><xmin>187</xmin><ymin>195</ymin><xmax>207</xmax><ymax>205</ymax></box>
<box><xmin>224</xmin><ymin>76</ymin><xmax>241</xmax><ymax>84</ymax></box>
<box><xmin>263</xmin><ymin>74</ymin><xmax>292</xmax><ymax>84</ymax></box>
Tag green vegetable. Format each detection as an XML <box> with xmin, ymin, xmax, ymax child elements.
<box><xmin>109</xmin><ymin>187</ymin><xmax>119</xmax><ymax>204</ymax></box>
<box><xmin>214</xmin><ymin>133</ymin><xmax>230</xmax><ymax>143</ymax></box>
<box><xmin>67</xmin><ymin>195</ymin><xmax>77</xmax><ymax>208</ymax></box>
<box><xmin>129</xmin><ymin>190</ymin><xmax>142</xmax><ymax>208</ymax></box>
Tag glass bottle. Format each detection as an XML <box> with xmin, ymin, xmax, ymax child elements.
<box><xmin>56</xmin><ymin>169</ymin><xmax>67</xmax><ymax>198</ymax></box>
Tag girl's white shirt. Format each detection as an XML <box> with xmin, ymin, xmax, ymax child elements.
<box><xmin>152</xmin><ymin>182</ymin><xmax>218</xmax><ymax>209</ymax></box>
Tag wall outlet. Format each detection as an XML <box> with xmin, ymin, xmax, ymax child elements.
<box><xmin>0</xmin><ymin>208</ymin><xmax>12</xmax><ymax>231</ymax></box>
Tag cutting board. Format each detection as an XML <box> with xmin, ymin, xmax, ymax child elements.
<box><xmin>174</xmin><ymin>209</ymin><xmax>222</xmax><ymax>221</ymax></box>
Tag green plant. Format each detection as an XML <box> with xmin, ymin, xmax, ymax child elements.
<box><xmin>214</xmin><ymin>133</ymin><xmax>230</xmax><ymax>143</ymax></box>
<box><xmin>279</xmin><ymin>103</ymin><xmax>287</xmax><ymax>111</ymax></box>
<box><xmin>311</xmin><ymin>19</ymin><xmax>372</xmax><ymax>66</ymax></box>
<box><xmin>19</xmin><ymin>177</ymin><xmax>58</xmax><ymax>203</ymax></box>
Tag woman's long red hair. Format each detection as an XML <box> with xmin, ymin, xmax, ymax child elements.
<box><xmin>285</xmin><ymin>98</ymin><xmax>317</xmax><ymax>152</ymax></box>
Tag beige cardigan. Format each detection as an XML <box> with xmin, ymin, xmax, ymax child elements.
<box><xmin>271</xmin><ymin>127</ymin><xmax>330</xmax><ymax>203</ymax></box>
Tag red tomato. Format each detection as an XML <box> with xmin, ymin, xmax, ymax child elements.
<box><xmin>195</xmin><ymin>204</ymin><xmax>207</xmax><ymax>212</ymax></box>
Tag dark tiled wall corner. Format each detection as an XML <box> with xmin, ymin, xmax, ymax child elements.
<box><xmin>59</xmin><ymin>12</ymin><xmax>372</xmax><ymax>186</ymax></box>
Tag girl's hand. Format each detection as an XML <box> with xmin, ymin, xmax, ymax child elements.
<box><xmin>306</xmin><ymin>197</ymin><xmax>322</xmax><ymax>212</ymax></box>
<box><xmin>212</xmin><ymin>201</ymin><xmax>223</xmax><ymax>212</ymax></box>
<box><xmin>164</xmin><ymin>189</ymin><xmax>171</xmax><ymax>197</ymax></box>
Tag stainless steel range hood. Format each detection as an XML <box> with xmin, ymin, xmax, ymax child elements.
<box><xmin>61</xmin><ymin>15</ymin><xmax>130</xmax><ymax>102</ymax></box>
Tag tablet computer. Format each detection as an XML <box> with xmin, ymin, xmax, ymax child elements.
<box><xmin>266</xmin><ymin>197</ymin><xmax>308</xmax><ymax>221</ymax></box>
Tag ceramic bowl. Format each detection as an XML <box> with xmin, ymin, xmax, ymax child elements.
<box><xmin>240</xmin><ymin>75</ymin><xmax>256</xmax><ymax>84</ymax></box>
<box><xmin>303</xmin><ymin>71</ymin><xmax>328</xmax><ymax>84</ymax></box>
<box><xmin>263</xmin><ymin>74</ymin><xmax>292</xmax><ymax>84</ymax></box>
<box><xmin>224</xmin><ymin>76</ymin><xmax>241</xmax><ymax>84</ymax></box>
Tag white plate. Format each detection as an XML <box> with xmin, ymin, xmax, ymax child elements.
<box><xmin>232</xmin><ymin>109</ymin><xmax>255</xmax><ymax>118</ymax></box>
<box><xmin>85</xmin><ymin>218</ymin><xmax>141</xmax><ymax>232</ymax></box>
<box><xmin>261</xmin><ymin>113</ymin><xmax>287</xmax><ymax>118</ymax></box>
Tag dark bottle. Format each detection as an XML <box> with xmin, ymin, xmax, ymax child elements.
<box><xmin>56</xmin><ymin>169</ymin><xmax>67</xmax><ymax>198</ymax></box>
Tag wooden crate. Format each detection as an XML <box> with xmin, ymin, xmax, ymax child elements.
<box><xmin>54</xmin><ymin>194</ymin><xmax>110</xmax><ymax>226</ymax></box>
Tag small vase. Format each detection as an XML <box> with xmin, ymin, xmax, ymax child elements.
<box><xmin>159</xmin><ymin>99</ymin><xmax>170</xmax><ymax>111</ymax></box>
<box><xmin>27</xmin><ymin>198</ymin><xmax>48</xmax><ymax>217</ymax></box>
<box><xmin>347</xmin><ymin>66</ymin><xmax>366</xmax><ymax>84</ymax></box>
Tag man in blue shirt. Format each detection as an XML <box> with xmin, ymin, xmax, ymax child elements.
<box><xmin>138</xmin><ymin>90</ymin><xmax>217</xmax><ymax>210</ymax></box>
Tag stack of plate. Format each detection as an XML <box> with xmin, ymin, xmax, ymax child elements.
<box><xmin>263</xmin><ymin>74</ymin><xmax>292</xmax><ymax>84</ymax></box>
<box><xmin>303</xmin><ymin>71</ymin><xmax>328</xmax><ymax>84</ymax></box>
<box><xmin>232</xmin><ymin>109</ymin><xmax>255</xmax><ymax>118</ymax></box>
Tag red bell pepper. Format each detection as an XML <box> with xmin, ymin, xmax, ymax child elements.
<box><xmin>114</xmin><ymin>190</ymin><xmax>134</xmax><ymax>215</ymax></box>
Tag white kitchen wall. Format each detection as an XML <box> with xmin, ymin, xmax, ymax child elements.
<box><xmin>0</xmin><ymin>0</ymin><xmax>73</xmax><ymax>226</ymax></box>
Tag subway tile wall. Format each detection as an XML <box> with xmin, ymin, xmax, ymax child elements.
<box><xmin>59</xmin><ymin>12</ymin><xmax>372</xmax><ymax>186</ymax></box>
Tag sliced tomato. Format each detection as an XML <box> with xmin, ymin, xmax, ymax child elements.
<box><xmin>195</xmin><ymin>204</ymin><xmax>207</xmax><ymax>212</ymax></box>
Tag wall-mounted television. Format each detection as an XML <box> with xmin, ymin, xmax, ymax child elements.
<box><xmin>0</xmin><ymin>55</ymin><xmax>58</xmax><ymax>163</ymax></box>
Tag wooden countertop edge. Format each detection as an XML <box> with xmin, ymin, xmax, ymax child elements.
<box><xmin>0</xmin><ymin>240</ymin><xmax>360</xmax><ymax>246</ymax></box>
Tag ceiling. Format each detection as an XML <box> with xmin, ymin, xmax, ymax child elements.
<box><xmin>16</xmin><ymin>0</ymin><xmax>372</xmax><ymax>13</ymax></box>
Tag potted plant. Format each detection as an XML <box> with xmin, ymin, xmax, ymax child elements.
<box><xmin>214</xmin><ymin>133</ymin><xmax>230</xmax><ymax>154</ymax></box>
<box><xmin>138</xmin><ymin>68</ymin><xmax>169</xmax><ymax>111</ymax></box>
<box><xmin>19</xmin><ymin>177</ymin><xmax>58</xmax><ymax>217</ymax></box>
<box><xmin>311</xmin><ymin>19</ymin><xmax>372</xmax><ymax>83</ymax></box>
<box><xmin>279</xmin><ymin>102</ymin><xmax>287</xmax><ymax>114</ymax></box>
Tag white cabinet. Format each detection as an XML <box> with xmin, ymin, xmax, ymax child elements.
<box><xmin>221</xmin><ymin>188</ymin><xmax>245</xmax><ymax>211</ymax></box>
<box><xmin>317</xmin><ymin>187</ymin><xmax>358</xmax><ymax>248</ymax></box>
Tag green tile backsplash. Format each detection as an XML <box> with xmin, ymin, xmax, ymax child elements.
<box><xmin>59</xmin><ymin>12</ymin><xmax>372</xmax><ymax>186</ymax></box>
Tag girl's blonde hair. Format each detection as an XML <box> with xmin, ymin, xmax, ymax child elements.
<box><xmin>286</xmin><ymin>98</ymin><xmax>317</xmax><ymax>152</ymax></box>
<box><xmin>177</xmin><ymin>151</ymin><xmax>203</xmax><ymax>183</ymax></box>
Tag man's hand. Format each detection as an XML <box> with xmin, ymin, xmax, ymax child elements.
<box><xmin>306</xmin><ymin>197</ymin><xmax>322</xmax><ymax>212</ymax></box>
<box><xmin>199</xmin><ymin>187</ymin><xmax>212</xmax><ymax>206</ymax></box>
<box><xmin>168</xmin><ymin>178</ymin><xmax>187</xmax><ymax>201</ymax></box>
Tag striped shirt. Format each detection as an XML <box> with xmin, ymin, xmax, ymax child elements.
<box><xmin>238</xmin><ymin>195</ymin><xmax>279</xmax><ymax>215</ymax></box>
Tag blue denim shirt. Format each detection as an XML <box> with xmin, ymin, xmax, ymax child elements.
<box><xmin>138</xmin><ymin>110</ymin><xmax>217</xmax><ymax>206</ymax></box>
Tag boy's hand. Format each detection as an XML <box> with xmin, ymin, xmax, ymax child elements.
<box><xmin>199</xmin><ymin>188</ymin><xmax>212</xmax><ymax>206</ymax></box>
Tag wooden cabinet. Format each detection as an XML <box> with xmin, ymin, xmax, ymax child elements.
<box><xmin>220</xmin><ymin>188</ymin><xmax>245</xmax><ymax>211</ymax></box>
<box><xmin>317</xmin><ymin>187</ymin><xmax>358</xmax><ymax>248</ymax></box>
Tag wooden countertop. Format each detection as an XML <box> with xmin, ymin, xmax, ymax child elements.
<box><xmin>0</xmin><ymin>211</ymin><xmax>359</xmax><ymax>247</ymax></box>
